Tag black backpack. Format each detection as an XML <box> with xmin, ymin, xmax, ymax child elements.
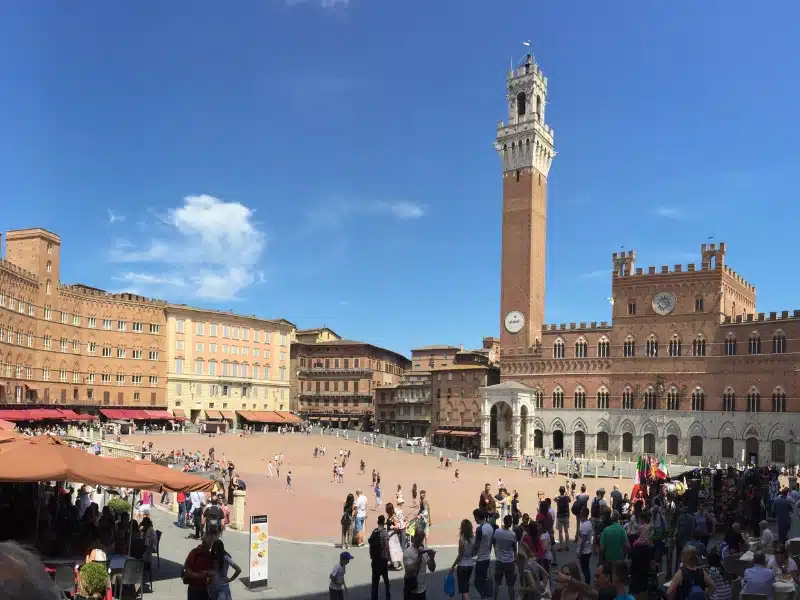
<box><xmin>555</xmin><ymin>495</ymin><xmax>570</xmax><ymax>517</ymax></box>
<box><xmin>237</xmin><ymin>480</ymin><xmax>247</xmax><ymax>491</ymax></box>
<box><xmin>590</xmin><ymin>498</ymin><xmax>601</xmax><ymax>519</ymax></box>
<box><xmin>571</xmin><ymin>495</ymin><xmax>586</xmax><ymax>517</ymax></box>
<box><xmin>205</xmin><ymin>505</ymin><xmax>222</xmax><ymax>534</ymax></box>
<box><xmin>368</xmin><ymin>528</ymin><xmax>384</xmax><ymax>561</ymax></box>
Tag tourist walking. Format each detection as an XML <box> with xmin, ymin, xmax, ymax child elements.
<box><xmin>329</xmin><ymin>551</ymin><xmax>353</xmax><ymax>600</ymax></box>
<box><xmin>473</xmin><ymin>509</ymin><xmax>494</xmax><ymax>600</ymax></box>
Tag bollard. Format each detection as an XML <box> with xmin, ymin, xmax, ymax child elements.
<box><xmin>456</xmin><ymin>454</ymin><xmax>459</xmax><ymax>462</ymax></box>
<box><xmin>595</xmin><ymin>466</ymin><xmax>599</xmax><ymax>479</ymax></box>
<box><xmin>518</xmin><ymin>460</ymin><xmax>522</xmax><ymax>470</ymax></box>
<box><xmin>411</xmin><ymin>446</ymin><xmax>414</xmax><ymax>454</ymax></box>
<box><xmin>504</xmin><ymin>459</ymin><xmax>507</xmax><ymax>468</ymax></box>
<box><xmin>485</xmin><ymin>457</ymin><xmax>489</xmax><ymax>466</ymax></box>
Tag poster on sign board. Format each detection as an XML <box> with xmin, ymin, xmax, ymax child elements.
<box><xmin>248</xmin><ymin>515</ymin><xmax>269</xmax><ymax>589</ymax></box>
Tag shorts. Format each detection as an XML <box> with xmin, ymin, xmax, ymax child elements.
<box><xmin>494</xmin><ymin>560</ymin><xmax>516</xmax><ymax>585</ymax></box>
<box><xmin>354</xmin><ymin>517</ymin><xmax>365</xmax><ymax>533</ymax></box>
<box><xmin>456</xmin><ymin>565</ymin><xmax>473</xmax><ymax>594</ymax></box>
<box><xmin>557</xmin><ymin>517</ymin><xmax>569</xmax><ymax>531</ymax></box>
<box><xmin>139</xmin><ymin>504</ymin><xmax>152</xmax><ymax>515</ymax></box>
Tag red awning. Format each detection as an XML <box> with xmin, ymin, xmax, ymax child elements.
<box><xmin>143</xmin><ymin>410</ymin><xmax>173</xmax><ymax>420</ymax></box>
<box><xmin>235</xmin><ymin>410</ymin><xmax>286</xmax><ymax>424</ymax></box>
<box><xmin>434</xmin><ymin>429</ymin><xmax>452</xmax><ymax>435</ymax></box>
<box><xmin>172</xmin><ymin>408</ymin><xmax>186</xmax><ymax>419</ymax></box>
<box><xmin>204</xmin><ymin>410</ymin><xmax>223</xmax><ymax>420</ymax></box>
<box><xmin>70</xmin><ymin>413</ymin><xmax>98</xmax><ymax>421</ymax></box>
<box><xmin>35</xmin><ymin>409</ymin><xmax>65</xmax><ymax>419</ymax></box>
<box><xmin>221</xmin><ymin>411</ymin><xmax>236</xmax><ymax>421</ymax></box>
<box><xmin>0</xmin><ymin>410</ymin><xmax>34</xmax><ymax>422</ymax></box>
<box><xmin>275</xmin><ymin>411</ymin><xmax>302</xmax><ymax>424</ymax></box>
<box><xmin>100</xmin><ymin>408</ymin><xmax>129</xmax><ymax>420</ymax></box>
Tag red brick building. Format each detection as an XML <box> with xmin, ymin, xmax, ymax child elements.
<box><xmin>486</xmin><ymin>53</ymin><xmax>799</xmax><ymax>465</ymax></box>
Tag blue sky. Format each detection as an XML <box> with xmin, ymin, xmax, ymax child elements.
<box><xmin>1</xmin><ymin>1</ymin><xmax>799</xmax><ymax>357</ymax></box>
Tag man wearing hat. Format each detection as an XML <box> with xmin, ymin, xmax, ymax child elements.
<box><xmin>329</xmin><ymin>551</ymin><xmax>353</xmax><ymax>600</ymax></box>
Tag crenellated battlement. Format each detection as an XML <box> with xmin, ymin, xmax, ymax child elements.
<box><xmin>722</xmin><ymin>310</ymin><xmax>800</xmax><ymax>325</ymax></box>
<box><xmin>542</xmin><ymin>321</ymin><xmax>611</xmax><ymax>332</ymax></box>
<box><xmin>60</xmin><ymin>283</ymin><xmax>168</xmax><ymax>306</ymax></box>
<box><xmin>721</xmin><ymin>265</ymin><xmax>755</xmax><ymax>291</ymax></box>
<box><xmin>0</xmin><ymin>258</ymin><xmax>39</xmax><ymax>283</ymax></box>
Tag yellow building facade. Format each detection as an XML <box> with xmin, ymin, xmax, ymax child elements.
<box><xmin>165</xmin><ymin>305</ymin><xmax>295</xmax><ymax>427</ymax></box>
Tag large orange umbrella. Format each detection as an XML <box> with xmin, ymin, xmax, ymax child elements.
<box><xmin>0</xmin><ymin>419</ymin><xmax>16</xmax><ymax>431</ymax></box>
<box><xmin>115</xmin><ymin>458</ymin><xmax>215</xmax><ymax>493</ymax></box>
<box><xmin>0</xmin><ymin>436</ymin><xmax>212</xmax><ymax>492</ymax></box>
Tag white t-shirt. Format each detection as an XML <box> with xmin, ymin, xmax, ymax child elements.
<box><xmin>329</xmin><ymin>564</ymin><xmax>346</xmax><ymax>590</ymax></box>
<box><xmin>539</xmin><ymin>532</ymin><xmax>553</xmax><ymax>561</ymax></box>
<box><xmin>578</xmin><ymin>520</ymin><xmax>593</xmax><ymax>554</ymax></box>
<box><xmin>403</xmin><ymin>546</ymin><xmax>430</xmax><ymax>593</ymax></box>
<box><xmin>355</xmin><ymin>495</ymin><xmax>367</xmax><ymax>518</ymax></box>
<box><xmin>767</xmin><ymin>556</ymin><xmax>798</xmax><ymax>574</ymax></box>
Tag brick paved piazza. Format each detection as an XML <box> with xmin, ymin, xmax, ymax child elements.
<box><xmin>129</xmin><ymin>431</ymin><xmax>600</xmax><ymax>545</ymax></box>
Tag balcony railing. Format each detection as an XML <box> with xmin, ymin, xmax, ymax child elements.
<box><xmin>299</xmin><ymin>391</ymin><xmax>372</xmax><ymax>399</ymax></box>
<box><xmin>297</xmin><ymin>366</ymin><xmax>374</xmax><ymax>377</ymax></box>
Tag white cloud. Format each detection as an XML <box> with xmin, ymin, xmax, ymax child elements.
<box><xmin>306</xmin><ymin>199</ymin><xmax>425</xmax><ymax>231</ymax></box>
<box><xmin>579</xmin><ymin>269</ymin><xmax>608</xmax><ymax>279</ymax></box>
<box><xmin>284</xmin><ymin>0</ymin><xmax>349</xmax><ymax>8</ymax></box>
<box><xmin>108</xmin><ymin>194</ymin><xmax>266</xmax><ymax>301</ymax></box>
<box><xmin>653</xmin><ymin>206</ymin><xmax>683</xmax><ymax>220</ymax></box>
<box><xmin>108</xmin><ymin>210</ymin><xmax>125</xmax><ymax>224</ymax></box>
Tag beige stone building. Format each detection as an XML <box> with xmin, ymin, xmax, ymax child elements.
<box><xmin>165</xmin><ymin>305</ymin><xmax>296</xmax><ymax>429</ymax></box>
<box><xmin>0</xmin><ymin>228</ymin><xmax>169</xmax><ymax>417</ymax></box>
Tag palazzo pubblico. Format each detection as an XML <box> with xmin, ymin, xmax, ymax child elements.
<box><xmin>480</xmin><ymin>53</ymin><xmax>799</xmax><ymax>466</ymax></box>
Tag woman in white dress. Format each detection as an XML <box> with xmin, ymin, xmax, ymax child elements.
<box><xmin>385</xmin><ymin>503</ymin><xmax>404</xmax><ymax>569</ymax></box>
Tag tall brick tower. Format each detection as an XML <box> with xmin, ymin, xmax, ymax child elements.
<box><xmin>495</xmin><ymin>52</ymin><xmax>555</xmax><ymax>352</ymax></box>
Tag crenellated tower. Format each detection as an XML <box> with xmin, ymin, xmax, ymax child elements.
<box><xmin>496</xmin><ymin>52</ymin><xmax>556</xmax><ymax>352</ymax></box>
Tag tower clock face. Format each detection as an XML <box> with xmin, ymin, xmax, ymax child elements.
<box><xmin>652</xmin><ymin>291</ymin><xmax>677</xmax><ymax>316</ymax></box>
<box><xmin>504</xmin><ymin>310</ymin><xmax>525</xmax><ymax>334</ymax></box>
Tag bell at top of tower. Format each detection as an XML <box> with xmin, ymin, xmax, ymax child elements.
<box><xmin>507</xmin><ymin>54</ymin><xmax>548</xmax><ymax>126</ymax></box>
<box><xmin>495</xmin><ymin>47</ymin><xmax>556</xmax><ymax>176</ymax></box>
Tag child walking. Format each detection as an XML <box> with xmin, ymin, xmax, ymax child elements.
<box><xmin>329</xmin><ymin>551</ymin><xmax>353</xmax><ymax>600</ymax></box>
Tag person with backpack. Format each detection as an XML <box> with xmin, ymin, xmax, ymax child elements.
<box><xmin>571</xmin><ymin>485</ymin><xmax>589</xmax><ymax>531</ymax></box>
<box><xmin>202</xmin><ymin>493</ymin><xmax>225</xmax><ymax>538</ymax></box>
<box><xmin>182</xmin><ymin>535</ymin><xmax>215</xmax><ymax>600</ymax></box>
<box><xmin>368</xmin><ymin>515</ymin><xmax>391</xmax><ymax>600</ymax></box>
<box><xmin>590</xmin><ymin>488</ymin><xmax>608</xmax><ymax>551</ymax></box>
<box><xmin>665</xmin><ymin>545</ymin><xmax>715</xmax><ymax>600</ymax></box>
<box><xmin>554</xmin><ymin>487</ymin><xmax>572</xmax><ymax>551</ymax></box>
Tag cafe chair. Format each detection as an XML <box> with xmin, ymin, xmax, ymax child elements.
<box><xmin>115</xmin><ymin>559</ymin><xmax>144</xmax><ymax>600</ymax></box>
<box><xmin>53</xmin><ymin>564</ymin><xmax>76</xmax><ymax>599</ymax></box>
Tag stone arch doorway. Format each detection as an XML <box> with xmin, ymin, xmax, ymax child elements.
<box><xmin>520</xmin><ymin>405</ymin><xmax>529</xmax><ymax>453</ymax></box>
<box><xmin>746</xmin><ymin>436</ymin><xmax>759</xmax><ymax>465</ymax></box>
<box><xmin>574</xmin><ymin>430</ymin><xmax>586</xmax><ymax>457</ymax></box>
<box><xmin>553</xmin><ymin>430</ymin><xmax>564</xmax><ymax>452</ymax></box>
<box><xmin>490</xmin><ymin>401</ymin><xmax>513</xmax><ymax>450</ymax></box>
<box><xmin>534</xmin><ymin>429</ymin><xmax>543</xmax><ymax>450</ymax></box>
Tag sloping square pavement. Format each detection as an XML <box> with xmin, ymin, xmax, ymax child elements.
<box><xmin>147</xmin><ymin>504</ymin><xmax>461</xmax><ymax>599</ymax></box>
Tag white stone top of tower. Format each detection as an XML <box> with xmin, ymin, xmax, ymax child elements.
<box><xmin>494</xmin><ymin>53</ymin><xmax>556</xmax><ymax>176</ymax></box>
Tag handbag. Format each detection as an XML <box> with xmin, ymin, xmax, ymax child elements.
<box><xmin>444</xmin><ymin>572</ymin><xmax>456</xmax><ymax>597</ymax></box>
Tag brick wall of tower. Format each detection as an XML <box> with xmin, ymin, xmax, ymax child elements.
<box><xmin>500</xmin><ymin>167</ymin><xmax>547</xmax><ymax>351</ymax></box>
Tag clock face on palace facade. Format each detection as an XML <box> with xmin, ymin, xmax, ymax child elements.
<box><xmin>504</xmin><ymin>310</ymin><xmax>525</xmax><ymax>334</ymax></box>
<box><xmin>652</xmin><ymin>291</ymin><xmax>677</xmax><ymax>316</ymax></box>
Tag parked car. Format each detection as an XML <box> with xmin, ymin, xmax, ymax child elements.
<box><xmin>406</xmin><ymin>437</ymin><xmax>424</xmax><ymax>447</ymax></box>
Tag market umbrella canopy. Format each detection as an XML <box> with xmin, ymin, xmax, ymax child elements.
<box><xmin>115</xmin><ymin>458</ymin><xmax>215</xmax><ymax>493</ymax></box>
<box><xmin>0</xmin><ymin>435</ymin><xmax>209</xmax><ymax>492</ymax></box>
<box><xmin>0</xmin><ymin>419</ymin><xmax>16</xmax><ymax>432</ymax></box>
